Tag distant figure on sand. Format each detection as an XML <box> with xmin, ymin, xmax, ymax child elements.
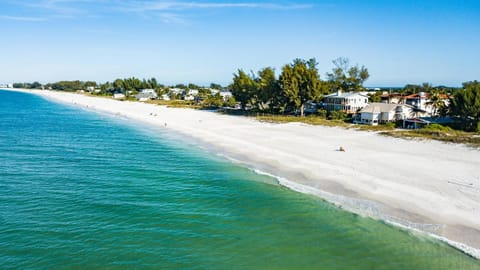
<box><xmin>164</xmin><ymin>122</ymin><xmax>167</xmax><ymax>127</ymax></box>
<box><xmin>339</xmin><ymin>146</ymin><xmax>346</xmax><ymax>152</ymax></box>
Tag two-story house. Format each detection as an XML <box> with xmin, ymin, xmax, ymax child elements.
<box><xmin>322</xmin><ymin>90</ymin><xmax>369</xmax><ymax>114</ymax></box>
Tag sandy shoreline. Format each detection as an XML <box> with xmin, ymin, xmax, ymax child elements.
<box><xmin>5</xmin><ymin>89</ymin><xmax>480</xmax><ymax>258</ymax></box>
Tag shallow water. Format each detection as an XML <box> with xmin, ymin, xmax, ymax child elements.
<box><xmin>0</xmin><ymin>89</ymin><xmax>478</xmax><ymax>269</ymax></box>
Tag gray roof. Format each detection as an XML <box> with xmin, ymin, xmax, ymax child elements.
<box><xmin>135</xmin><ymin>92</ymin><xmax>156</xmax><ymax>99</ymax></box>
<box><xmin>360</xmin><ymin>103</ymin><xmax>399</xmax><ymax>113</ymax></box>
<box><xmin>325</xmin><ymin>91</ymin><xmax>368</xmax><ymax>98</ymax></box>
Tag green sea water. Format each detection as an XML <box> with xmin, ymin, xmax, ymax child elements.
<box><xmin>0</xmin><ymin>89</ymin><xmax>479</xmax><ymax>269</ymax></box>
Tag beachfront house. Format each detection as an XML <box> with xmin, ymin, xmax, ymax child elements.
<box><xmin>170</xmin><ymin>88</ymin><xmax>184</xmax><ymax>95</ymax></box>
<box><xmin>161</xmin><ymin>94</ymin><xmax>170</xmax><ymax>101</ymax></box>
<box><xmin>184</xmin><ymin>89</ymin><xmax>199</xmax><ymax>101</ymax></box>
<box><xmin>188</xmin><ymin>89</ymin><xmax>199</xmax><ymax>96</ymax></box>
<box><xmin>135</xmin><ymin>89</ymin><xmax>158</xmax><ymax>101</ymax></box>
<box><xmin>404</xmin><ymin>92</ymin><xmax>432</xmax><ymax>116</ymax></box>
<box><xmin>355</xmin><ymin>103</ymin><xmax>414</xmax><ymax>125</ymax></box>
<box><xmin>322</xmin><ymin>90</ymin><xmax>369</xmax><ymax>114</ymax></box>
<box><xmin>113</xmin><ymin>92</ymin><xmax>125</xmax><ymax>99</ymax></box>
<box><xmin>184</xmin><ymin>95</ymin><xmax>195</xmax><ymax>101</ymax></box>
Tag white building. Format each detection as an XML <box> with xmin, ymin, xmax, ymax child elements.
<box><xmin>184</xmin><ymin>95</ymin><xmax>195</xmax><ymax>101</ymax></box>
<box><xmin>161</xmin><ymin>94</ymin><xmax>170</xmax><ymax>101</ymax></box>
<box><xmin>404</xmin><ymin>92</ymin><xmax>431</xmax><ymax>116</ymax></box>
<box><xmin>404</xmin><ymin>92</ymin><xmax>450</xmax><ymax>117</ymax></box>
<box><xmin>113</xmin><ymin>93</ymin><xmax>126</xmax><ymax>99</ymax></box>
<box><xmin>135</xmin><ymin>89</ymin><xmax>158</xmax><ymax>101</ymax></box>
<box><xmin>355</xmin><ymin>103</ymin><xmax>414</xmax><ymax>125</ymax></box>
<box><xmin>169</xmin><ymin>88</ymin><xmax>184</xmax><ymax>95</ymax></box>
<box><xmin>219</xmin><ymin>91</ymin><xmax>233</xmax><ymax>101</ymax></box>
<box><xmin>187</xmin><ymin>89</ymin><xmax>199</xmax><ymax>96</ymax></box>
<box><xmin>322</xmin><ymin>90</ymin><xmax>369</xmax><ymax>114</ymax></box>
<box><xmin>209</xmin><ymin>89</ymin><xmax>220</xmax><ymax>95</ymax></box>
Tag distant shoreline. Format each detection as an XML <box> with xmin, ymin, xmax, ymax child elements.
<box><xmin>3</xmin><ymin>88</ymin><xmax>480</xmax><ymax>259</ymax></box>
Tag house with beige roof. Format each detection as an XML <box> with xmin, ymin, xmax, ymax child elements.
<box><xmin>355</xmin><ymin>103</ymin><xmax>414</xmax><ymax>125</ymax></box>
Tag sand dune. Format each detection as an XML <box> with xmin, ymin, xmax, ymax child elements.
<box><xmin>12</xmin><ymin>89</ymin><xmax>480</xmax><ymax>258</ymax></box>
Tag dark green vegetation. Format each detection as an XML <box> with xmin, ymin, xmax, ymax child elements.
<box><xmin>230</xmin><ymin>57</ymin><xmax>369</xmax><ymax>116</ymax></box>
<box><xmin>449</xmin><ymin>81</ymin><xmax>480</xmax><ymax>132</ymax></box>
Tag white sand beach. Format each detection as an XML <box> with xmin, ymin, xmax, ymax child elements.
<box><xmin>10</xmin><ymin>89</ymin><xmax>480</xmax><ymax>258</ymax></box>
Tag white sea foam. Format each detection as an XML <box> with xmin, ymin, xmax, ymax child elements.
<box><xmin>249</xmin><ymin>167</ymin><xmax>480</xmax><ymax>259</ymax></box>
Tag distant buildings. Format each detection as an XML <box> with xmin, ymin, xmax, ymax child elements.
<box><xmin>380</xmin><ymin>91</ymin><xmax>450</xmax><ymax>117</ymax></box>
<box><xmin>380</xmin><ymin>92</ymin><xmax>404</xmax><ymax>104</ymax></box>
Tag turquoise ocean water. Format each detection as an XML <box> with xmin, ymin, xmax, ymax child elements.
<box><xmin>0</xmin><ymin>89</ymin><xmax>479</xmax><ymax>269</ymax></box>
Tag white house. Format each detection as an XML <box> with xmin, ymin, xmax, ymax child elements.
<box><xmin>161</xmin><ymin>94</ymin><xmax>170</xmax><ymax>101</ymax></box>
<box><xmin>209</xmin><ymin>88</ymin><xmax>220</xmax><ymax>95</ymax></box>
<box><xmin>404</xmin><ymin>92</ymin><xmax>450</xmax><ymax>117</ymax></box>
<box><xmin>184</xmin><ymin>95</ymin><xmax>195</xmax><ymax>101</ymax></box>
<box><xmin>135</xmin><ymin>89</ymin><xmax>158</xmax><ymax>101</ymax></box>
<box><xmin>86</xmin><ymin>86</ymin><xmax>95</xmax><ymax>92</ymax></box>
<box><xmin>404</xmin><ymin>92</ymin><xmax>431</xmax><ymax>116</ymax></box>
<box><xmin>169</xmin><ymin>88</ymin><xmax>184</xmax><ymax>95</ymax></box>
<box><xmin>187</xmin><ymin>89</ymin><xmax>199</xmax><ymax>96</ymax></box>
<box><xmin>355</xmin><ymin>103</ymin><xmax>414</xmax><ymax>125</ymax></box>
<box><xmin>322</xmin><ymin>90</ymin><xmax>369</xmax><ymax>114</ymax></box>
<box><xmin>219</xmin><ymin>91</ymin><xmax>233</xmax><ymax>101</ymax></box>
<box><xmin>113</xmin><ymin>92</ymin><xmax>125</xmax><ymax>99</ymax></box>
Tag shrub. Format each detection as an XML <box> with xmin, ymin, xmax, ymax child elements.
<box><xmin>317</xmin><ymin>109</ymin><xmax>327</xmax><ymax>119</ymax></box>
<box><xmin>422</xmin><ymin>124</ymin><xmax>453</xmax><ymax>132</ymax></box>
<box><xmin>329</xmin><ymin>111</ymin><xmax>346</xmax><ymax>120</ymax></box>
<box><xmin>385</xmin><ymin>122</ymin><xmax>395</xmax><ymax>129</ymax></box>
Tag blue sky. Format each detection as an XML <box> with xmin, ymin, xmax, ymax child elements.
<box><xmin>0</xmin><ymin>0</ymin><xmax>479</xmax><ymax>87</ymax></box>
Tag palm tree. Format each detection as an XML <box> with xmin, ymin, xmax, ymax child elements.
<box><xmin>426</xmin><ymin>91</ymin><xmax>445</xmax><ymax>117</ymax></box>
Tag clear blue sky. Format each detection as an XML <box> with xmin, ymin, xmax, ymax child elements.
<box><xmin>1</xmin><ymin>0</ymin><xmax>479</xmax><ymax>87</ymax></box>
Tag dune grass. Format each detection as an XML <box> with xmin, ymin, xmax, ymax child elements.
<box><xmin>380</xmin><ymin>127</ymin><xmax>480</xmax><ymax>147</ymax></box>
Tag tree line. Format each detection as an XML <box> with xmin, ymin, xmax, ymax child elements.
<box><xmin>12</xmin><ymin>78</ymin><xmax>225</xmax><ymax>94</ymax></box>
<box><xmin>230</xmin><ymin>57</ymin><xmax>370</xmax><ymax>116</ymax></box>
<box><xmin>10</xmin><ymin>60</ymin><xmax>479</xmax><ymax>131</ymax></box>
